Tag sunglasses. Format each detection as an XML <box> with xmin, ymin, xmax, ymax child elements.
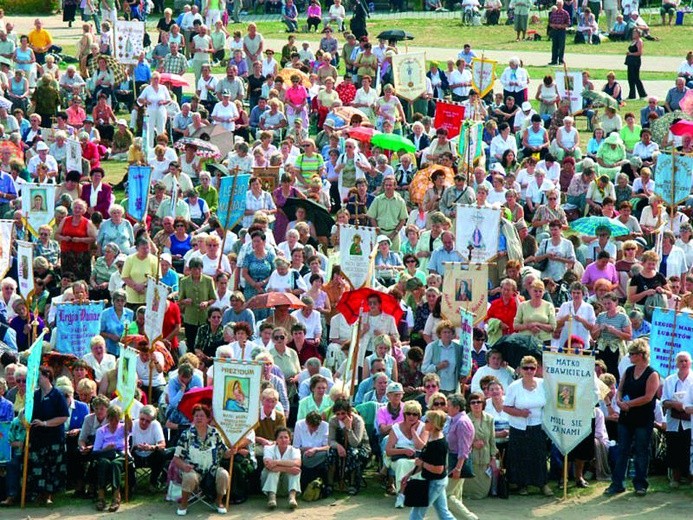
<box><xmin>406</xmin><ymin>259</ymin><xmax>417</xmax><ymax>264</ymax></box>
<box><xmin>432</xmin><ymin>401</ymin><xmax>446</xmax><ymax>406</ymax></box>
<box><xmin>522</xmin><ymin>366</ymin><xmax>537</xmax><ymax>371</ymax></box>
<box><xmin>470</xmin><ymin>400</ymin><xmax>483</xmax><ymax>405</ymax></box>
<box><xmin>548</xmin><ymin>197</ymin><xmax>557</xmax><ymax>200</ymax></box>
<box><xmin>404</xmin><ymin>412</ymin><xmax>420</xmax><ymax>417</ymax></box>
<box><xmin>273</xmin><ymin>335</ymin><xmax>285</xmax><ymax>340</ymax></box>
<box><xmin>424</xmin><ymin>384</ymin><xmax>438</xmax><ymax>389</ymax></box>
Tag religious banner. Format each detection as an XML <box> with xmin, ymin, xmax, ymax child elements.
<box><xmin>458</xmin><ymin>308</ymin><xmax>474</xmax><ymax>377</ymax></box>
<box><xmin>54</xmin><ymin>301</ymin><xmax>106</xmax><ymax>358</ymax></box>
<box><xmin>145</xmin><ymin>277</ymin><xmax>168</xmax><ymax>343</ymax></box>
<box><xmin>0</xmin><ymin>422</ymin><xmax>10</xmax><ymax>462</ymax></box>
<box><xmin>339</xmin><ymin>224</ymin><xmax>376</xmax><ymax>289</ymax></box>
<box><xmin>114</xmin><ymin>20</ymin><xmax>146</xmax><ymax>65</ymax></box>
<box><xmin>0</xmin><ymin>220</ymin><xmax>12</xmax><ymax>278</ymax></box>
<box><xmin>16</xmin><ymin>241</ymin><xmax>33</xmax><ymax>299</ymax></box>
<box><xmin>442</xmin><ymin>262</ymin><xmax>488</xmax><ymax>326</ymax></box>
<box><xmin>212</xmin><ymin>360</ymin><xmax>262</xmax><ymax>447</ymax></box>
<box><xmin>555</xmin><ymin>70</ymin><xmax>584</xmax><ymax>115</ymax></box>
<box><xmin>127</xmin><ymin>165</ymin><xmax>152</xmax><ymax>222</ymax></box>
<box><xmin>654</xmin><ymin>153</ymin><xmax>693</xmax><ymax>206</ymax></box>
<box><xmin>116</xmin><ymin>346</ymin><xmax>139</xmax><ymax>416</ymax></box>
<box><xmin>24</xmin><ymin>329</ymin><xmax>48</xmax><ymax>423</ymax></box>
<box><xmin>65</xmin><ymin>138</ymin><xmax>82</xmax><ymax>174</ymax></box>
<box><xmin>392</xmin><ymin>52</ymin><xmax>427</xmax><ymax>102</ymax></box>
<box><xmin>455</xmin><ymin>205</ymin><xmax>501</xmax><ymax>263</ymax></box>
<box><xmin>649</xmin><ymin>307</ymin><xmax>693</xmax><ymax>376</ymax></box>
<box><xmin>457</xmin><ymin>120</ymin><xmax>484</xmax><ymax>171</ymax></box>
<box><xmin>471</xmin><ymin>57</ymin><xmax>497</xmax><ymax>99</ymax></box>
<box><xmin>542</xmin><ymin>351</ymin><xmax>596</xmax><ymax>455</ymax></box>
<box><xmin>433</xmin><ymin>101</ymin><xmax>466</xmax><ymax>139</ymax></box>
<box><xmin>218</xmin><ymin>174</ymin><xmax>252</xmax><ymax>230</ymax></box>
<box><xmin>22</xmin><ymin>183</ymin><xmax>55</xmax><ymax>236</ymax></box>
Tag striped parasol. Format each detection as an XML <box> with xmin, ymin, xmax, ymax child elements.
<box><xmin>87</xmin><ymin>54</ymin><xmax>128</xmax><ymax>85</ymax></box>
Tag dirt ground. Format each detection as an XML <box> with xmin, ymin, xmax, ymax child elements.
<box><xmin>2</xmin><ymin>482</ymin><xmax>693</xmax><ymax>520</ymax></box>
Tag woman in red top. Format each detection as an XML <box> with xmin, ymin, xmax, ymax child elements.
<box><xmin>80</xmin><ymin>167</ymin><xmax>112</xmax><ymax>218</ymax></box>
<box><xmin>485</xmin><ymin>278</ymin><xmax>520</xmax><ymax>336</ymax></box>
<box><xmin>55</xmin><ymin>198</ymin><xmax>97</xmax><ymax>282</ymax></box>
<box><xmin>162</xmin><ymin>299</ymin><xmax>182</xmax><ymax>362</ymax></box>
<box><xmin>79</xmin><ymin>132</ymin><xmax>102</xmax><ymax>171</ymax></box>
<box><xmin>92</xmin><ymin>93</ymin><xmax>117</xmax><ymax>145</ymax></box>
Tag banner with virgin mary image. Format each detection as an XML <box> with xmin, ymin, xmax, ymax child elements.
<box><xmin>455</xmin><ymin>206</ymin><xmax>501</xmax><ymax>263</ymax></box>
<box><xmin>213</xmin><ymin>360</ymin><xmax>262</xmax><ymax>447</ymax></box>
<box><xmin>21</xmin><ymin>183</ymin><xmax>55</xmax><ymax>237</ymax></box>
<box><xmin>442</xmin><ymin>262</ymin><xmax>488</xmax><ymax>327</ymax></box>
<box><xmin>339</xmin><ymin>224</ymin><xmax>377</xmax><ymax>289</ymax></box>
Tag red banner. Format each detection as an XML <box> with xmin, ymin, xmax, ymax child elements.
<box><xmin>433</xmin><ymin>101</ymin><xmax>466</xmax><ymax>139</ymax></box>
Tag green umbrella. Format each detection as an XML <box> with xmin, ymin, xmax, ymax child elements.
<box><xmin>651</xmin><ymin>110</ymin><xmax>693</xmax><ymax>146</ymax></box>
<box><xmin>570</xmin><ymin>217</ymin><xmax>630</xmax><ymax>237</ymax></box>
<box><xmin>371</xmin><ymin>133</ymin><xmax>416</xmax><ymax>153</ymax></box>
<box><xmin>582</xmin><ymin>89</ymin><xmax>619</xmax><ymax>110</ymax></box>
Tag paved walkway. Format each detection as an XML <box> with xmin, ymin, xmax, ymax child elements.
<box><xmin>14</xmin><ymin>14</ymin><xmax>681</xmax><ymax>97</ymax></box>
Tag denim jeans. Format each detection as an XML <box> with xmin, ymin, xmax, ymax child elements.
<box><xmin>409</xmin><ymin>478</ymin><xmax>456</xmax><ymax>520</ymax></box>
<box><xmin>610</xmin><ymin>423</ymin><xmax>652</xmax><ymax>491</ymax></box>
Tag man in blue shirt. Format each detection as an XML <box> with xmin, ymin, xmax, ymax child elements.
<box><xmin>428</xmin><ymin>231</ymin><xmax>465</xmax><ymax>275</ymax></box>
<box><xmin>133</xmin><ymin>52</ymin><xmax>153</xmax><ymax>96</ymax></box>
<box><xmin>457</xmin><ymin>43</ymin><xmax>476</xmax><ymax>68</ymax></box>
<box><xmin>249</xmin><ymin>97</ymin><xmax>270</xmax><ymax>136</ymax></box>
<box><xmin>0</xmin><ymin>169</ymin><xmax>17</xmax><ymax>217</ymax></box>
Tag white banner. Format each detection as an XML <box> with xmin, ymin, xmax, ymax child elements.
<box><xmin>16</xmin><ymin>240</ymin><xmax>33</xmax><ymax>298</ymax></box>
<box><xmin>114</xmin><ymin>20</ymin><xmax>146</xmax><ymax>65</ymax></box>
<box><xmin>555</xmin><ymin>70</ymin><xmax>583</xmax><ymax>115</ymax></box>
<box><xmin>212</xmin><ymin>360</ymin><xmax>262</xmax><ymax>447</ymax></box>
<box><xmin>65</xmin><ymin>138</ymin><xmax>82</xmax><ymax>174</ymax></box>
<box><xmin>22</xmin><ymin>183</ymin><xmax>55</xmax><ymax>236</ymax></box>
<box><xmin>392</xmin><ymin>52</ymin><xmax>427</xmax><ymax>102</ymax></box>
<box><xmin>339</xmin><ymin>224</ymin><xmax>376</xmax><ymax>289</ymax></box>
<box><xmin>116</xmin><ymin>346</ymin><xmax>139</xmax><ymax>416</ymax></box>
<box><xmin>0</xmin><ymin>220</ymin><xmax>12</xmax><ymax>278</ymax></box>
<box><xmin>542</xmin><ymin>352</ymin><xmax>596</xmax><ymax>456</ymax></box>
<box><xmin>455</xmin><ymin>205</ymin><xmax>501</xmax><ymax>263</ymax></box>
<box><xmin>144</xmin><ymin>277</ymin><xmax>168</xmax><ymax>343</ymax></box>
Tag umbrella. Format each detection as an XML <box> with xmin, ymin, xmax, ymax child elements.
<box><xmin>332</xmin><ymin>106</ymin><xmax>370</xmax><ymax>124</ymax></box>
<box><xmin>376</xmin><ymin>30</ymin><xmax>415</xmax><ymax>42</ymax></box>
<box><xmin>178</xmin><ymin>386</ymin><xmax>213</xmax><ymax>421</ymax></box>
<box><xmin>582</xmin><ymin>89</ymin><xmax>619</xmax><ymax>110</ymax></box>
<box><xmin>371</xmin><ymin>133</ymin><xmax>416</xmax><ymax>153</ymax></box>
<box><xmin>570</xmin><ymin>216</ymin><xmax>630</xmax><ymax>237</ymax></box>
<box><xmin>204</xmin><ymin>124</ymin><xmax>235</xmax><ymax>159</ymax></box>
<box><xmin>0</xmin><ymin>96</ymin><xmax>12</xmax><ymax>110</ymax></box>
<box><xmin>277</xmin><ymin>67</ymin><xmax>311</xmax><ymax>88</ymax></box>
<box><xmin>346</xmin><ymin>126</ymin><xmax>380</xmax><ymax>143</ymax></box>
<box><xmin>282</xmin><ymin>197</ymin><xmax>335</xmax><ymax>237</ymax></box>
<box><xmin>679</xmin><ymin>89</ymin><xmax>693</xmax><ymax>116</ymax></box>
<box><xmin>408</xmin><ymin>165</ymin><xmax>455</xmax><ymax>206</ymax></box>
<box><xmin>173</xmin><ymin>137</ymin><xmax>221</xmax><ymax>159</ymax></box>
<box><xmin>87</xmin><ymin>54</ymin><xmax>127</xmax><ymax>85</ymax></box>
<box><xmin>492</xmin><ymin>334</ymin><xmax>543</xmax><ymax>369</ymax></box>
<box><xmin>206</xmin><ymin>162</ymin><xmax>230</xmax><ymax>177</ymax></box>
<box><xmin>651</xmin><ymin>110</ymin><xmax>693</xmax><ymax>145</ymax></box>
<box><xmin>246</xmin><ymin>292</ymin><xmax>306</xmax><ymax>310</ymax></box>
<box><xmin>671</xmin><ymin>120</ymin><xmax>693</xmax><ymax>137</ymax></box>
<box><xmin>336</xmin><ymin>288</ymin><xmax>404</xmax><ymax>326</ymax></box>
<box><xmin>158</xmin><ymin>72</ymin><xmax>190</xmax><ymax>88</ymax></box>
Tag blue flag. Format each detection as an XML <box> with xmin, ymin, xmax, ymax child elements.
<box><xmin>24</xmin><ymin>329</ymin><xmax>47</xmax><ymax>423</ymax></box>
<box><xmin>218</xmin><ymin>174</ymin><xmax>251</xmax><ymax>230</ymax></box>
<box><xmin>127</xmin><ymin>166</ymin><xmax>152</xmax><ymax>222</ymax></box>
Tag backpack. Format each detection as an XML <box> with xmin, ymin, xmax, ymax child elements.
<box><xmin>303</xmin><ymin>478</ymin><xmax>323</xmax><ymax>501</ymax></box>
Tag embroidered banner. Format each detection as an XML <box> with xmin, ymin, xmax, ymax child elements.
<box><xmin>145</xmin><ymin>277</ymin><xmax>169</xmax><ymax>343</ymax></box>
<box><xmin>116</xmin><ymin>346</ymin><xmax>139</xmax><ymax>416</ymax></box>
<box><xmin>24</xmin><ymin>330</ymin><xmax>48</xmax><ymax>423</ymax></box>
<box><xmin>458</xmin><ymin>307</ymin><xmax>474</xmax><ymax>377</ymax></box>
<box><xmin>392</xmin><ymin>52</ymin><xmax>427</xmax><ymax>102</ymax></box>
<box><xmin>555</xmin><ymin>70</ymin><xmax>584</xmax><ymax>115</ymax></box>
<box><xmin>22</xmin><ymin>183</ymin><xmax>55</xmax><ymax>237</ymax></box>
<box><xmin>212</xmin><ymin>360</ymin><xmax>263</xmax><ymax>447</ymax></box>
<box><xmin>654</xmin><ymin>152</ymin><xmax>693</xmax><ymax>206</ymax></box>
<box><xmin>542</xmin><ymin>352</ymin><xmax>596</xmax><ymax>455</ymax></box>
<box><xmin>114</xmin><ymin>20</ymin><xmax>146</xmax><ymax>65</ymax></box>
<box><xmin>455</xmin><ymin>205</ymin><xmax>501</xmax><ymax>263</ymax></box>
<box><xmin>649</xmin><ymin>307</ymin><xmax>693</xmax><ymax>376</ymax></box>
<box><xmin>16</xmin><ymin>240</ymin><xmax>33</xmax><ymax>299</ymax></box>
<box><xmin>54</xmin><ymin>301</ymin><xmax>106</xmax><ymax>358</ymax></box>
<box><xmin>433</xmin><ymin>101</ymin><xmax>466</xmax><ymax>139</ymax></box>
<box><xmin>218</xmin><ymin>174</ymin><xmax>252</xmax><ymax>230</ymax></box>
<box><xmin>339</xmin><ymin>224</ymin><xmax>377</xmax><ymax>289</ymax></box>
<box><xmin>471</xmin><ymin>57</ymin><xmax>497</xmax><ymax>99</ymax></box>
<box><xmin>442</xmin><ymin>262</ymin><xmax>488</xmax><ymax>326</ymax></box>
<box><xmin>127</xmin><ymin>165</ymin><xmax>152</xmax><ymax>222</ymax></box>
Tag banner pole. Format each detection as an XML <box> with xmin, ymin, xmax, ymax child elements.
<box><xmin>20</xmin><ymin>425</ymin><xmax>31</xmax><ymax>508</ymax></box>
<box><xmin>670</xmin><ymin>150</ymin><xmax>676</xmax><ymax>232</ymax></box>
<box><xmin>666</xmin><ymin>308</ymin><xmax>678</xmax><ymax>377</ymax></box>
<box><xmin>124</xmin><ymin>412</ymin><xmax>130</xmax><ymax>503</ymax></box>
<box><xmin>348</xmin><ymin>310</ymin><xmax>363</xmax><ymax>399</ymax></box>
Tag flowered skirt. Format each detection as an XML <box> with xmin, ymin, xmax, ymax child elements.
<box><xmin>28</xmin><ymin>442</ymin><xmax>67</xmax><ymax>497</ymax></box>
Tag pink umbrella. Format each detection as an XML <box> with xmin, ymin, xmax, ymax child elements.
<box><xmin>159</xmin><ymin>73</ymin><xmax>189</xmax><ymax>88</ymax></box>
<box><xmin>670</xmin><ymin>120</ymin><xmax>693</xmax><ymax>137</ymax></box>
<box><xmin>679</xmin><ymin>89</ymin><xmax>693</xmax><ymax>117</ymax></box>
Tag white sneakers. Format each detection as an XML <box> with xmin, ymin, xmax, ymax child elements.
<box><xmin>176</xmin><ymin>508</ymin><xmax>187</xmax><ymax>516</ymax></box>
<box><xmin>395</xmin><ymin>493</ymin><xmax>405</xmax><ymax>508</ymax></box>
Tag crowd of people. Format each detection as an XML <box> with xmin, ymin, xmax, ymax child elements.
<box><xmin>0</xmin><ymin>1</ymin><xmax>692</xmax><ymax>518</ymax></box>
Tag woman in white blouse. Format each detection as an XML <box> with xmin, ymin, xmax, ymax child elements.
<box><xmin>243</xmin><ymin>176</ymin><xmax>277</xmax><ymax>228</ymax></box>
<box><xmin>267</xmin><ymin>257</ymin><xmax>307</xmax><ymax>296</ymax></box>
<box><xmin>262</xmin><ymin>427</ymin><xmax>302</xmax><ymax>510</ymax></box>
<box><xmin>554</xmin><ymin>282</ymin><xmax>596</xmax><ymax>348</ymax></box>
<box><xmin>137</xmin><ymin>72</ymin><xmax>172</xmax><ymax>150</ymax></box>
<box><xmin>503</xmin><ymin>355</ymin><xmax>553</xmax><ymax>497</ymax></box>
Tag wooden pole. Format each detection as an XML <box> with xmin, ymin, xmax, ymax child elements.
<box><xmin>218</xmin><ymin>167</ymin><xmax>240</xmax><ymax>269</ymax></box>
<box><xmin>670</xmin><ymin>149</ymin><xmax>676</xmax><ymax>231</ymax></box>
<box><xmin>563</xmin><ymin>316</ymin><xmax>573</xmax><ymax>500</ymax></box>
<box><xmin>124</xmin><ymin>412</ymin><xmax>130</xmax><ymax>502</ymax></box>
<box><xmin>20</xmin><ymin>425</ymin><xmax>31</xmax><ymax>508</ymax></box>
<box><xmin>348</xmin><ymin>311</ymin><xmax>363</xmax><ymax>398</ymax></box>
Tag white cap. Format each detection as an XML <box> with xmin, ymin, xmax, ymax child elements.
<box><xmin>117</xmin><ymin>118</ymin><xmax>127</xmax><ymax>126</ymax></box>
<box><xmin>160</xmin><ymin>253</ymin><xmax>173</xmax><ymax>264</ymax></box>
<box><xmin>36</xmin><ymin>142</ymin><xmax>49</xmax><ymax>151</ymax></box>
<box><xmin>490</xmin><ymin>163</ymin><xmax>506</xmax><ymax>175</ymax></box>
<box><xmin>521</xmin><ymin>101</ymin><xmax>532</xmax><ymax>112</ymax></box>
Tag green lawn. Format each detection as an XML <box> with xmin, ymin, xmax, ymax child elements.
<box><xmin>235</xmin><ymin>18</ymin><xmax>692</xmax><ymax>57</ymax></box>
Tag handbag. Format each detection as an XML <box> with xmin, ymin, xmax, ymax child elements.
<box><xmin>403</xmin><ymin>472</ymin><xmax>429</xmax><ymax>508</ymax></box>
<box><xmin>460</xmin><ymin>456</ymin><xmax>475</xmax><ymax>478</ymax></box>
<box><xmin>496</xmin><ymin>452</ymin><xmax>509</xmax><ymax>499</ymax></box>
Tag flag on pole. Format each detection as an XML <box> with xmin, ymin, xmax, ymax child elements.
<box><xmin>24</xmin><ymin>330</ymin><xmax>48</xmax><ymax>423</ymax></box>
